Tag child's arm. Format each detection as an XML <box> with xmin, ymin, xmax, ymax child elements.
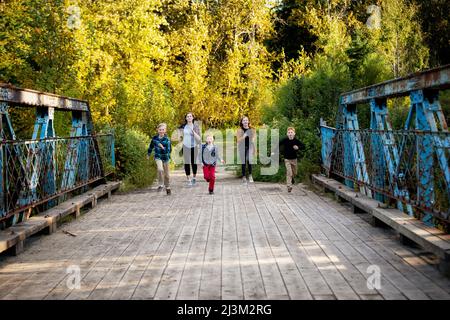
<box><xmin>193</xmin><ymin>124</ymin><xmax>202</xmax><ymax>143</ymax></box>
<box><xmin>236</xmin><ymin>128</ymin><xmax>245</xmax><ymax>143</ymax></box>
<box><xmin>166</xmin><ymin>138</ymin><xmax>171</xmax><ymax>155</ymax></box>
<box><xmin>216</xmin><ymin>146</ymin><xmax>224</xmax><ymax>164</ymax></box>
<box><xmin>250</xmin><ymin>128</ymin><xmax>256</xmax><ymax>143</ymax></box>
<box><xmin>147</xmin><ymin>139</ymin><xmax>155</xmax><ymax>158</ymax></box>
<box><xmin>295</xmin><ymin>139</ymin><xmax>305</xmax><ymax>151</ymax></box>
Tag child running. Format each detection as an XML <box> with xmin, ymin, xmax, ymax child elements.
<box><xmin>147</xmin><ymin>123</ymin><xmax>172</xmax><ymax>195</ymax></box>
<box><xmin>201</xmin><ymin>134</ymin><xmax>224</xmax><ymax>195</ymax></box>
<box><xmin>279</xmin><ymin>127</ymin><xmax>305</xmax><ymax>193</ymax></box>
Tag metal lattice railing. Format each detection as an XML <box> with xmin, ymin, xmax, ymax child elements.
<box><xmin>322</xmin><ymin>127</ymin><xmax>449</xmax><ymax>223</ymax></box>
<box><xmin>321</xmin><ymin>65</ymin><xmax>450</xmax><ymax>228</ymax></box>
<box><xmin>0</xmin><ymin>133</ymin><xmax>115</xmax><ymax>222</ymax></box>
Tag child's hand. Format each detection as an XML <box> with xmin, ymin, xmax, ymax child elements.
<box><xmin>293</xmin><ymin>145</ymin><xmax>299</xmax><ymax>150</ymax></box>
<box><xmin>221</xmin><ymin>159</ymin><xmax>225</xmax><ymax>164</ymax></box>
<box><xmin>158</xmin><ymin>143</ymin><xmax>165</xmax><ymax>150</ymax></box>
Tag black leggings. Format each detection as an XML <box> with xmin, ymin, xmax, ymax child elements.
<box><xmin>183</xmin><ymin>146</ymin><xmax>198</xmax><ymax>176</ymax></box>
<box><xmin>241</xmin><ymin>148</ymin><xmax>252</xmax><ymax>177</ymax></box>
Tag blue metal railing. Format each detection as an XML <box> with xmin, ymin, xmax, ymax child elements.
<box><xmin>320</xmin><ymin>65</ymin><xmax>450</xmax><ymax>227</ymax></box>
<box><xmin>0</xmin><ymin>84</ymin><xmax>115</xmax><ymax>228</ymax></box>
<box><xmin>0</xmin><ymin>134</ymin><xmax>115</xmax><ymax>225</ymax></box>
<box><xmin>321</xmin><ymin>129</ymin><xmax>449</xmax><ymax>222</ymax></box>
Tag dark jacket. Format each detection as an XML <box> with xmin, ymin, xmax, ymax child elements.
<box><xmin>279</xmin><ymin>137</ymin><xmax>305</xmax><ymax>160</ymax></box>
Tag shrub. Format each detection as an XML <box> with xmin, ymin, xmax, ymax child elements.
<box><xmin>114</xmin><ymin>127</ymin><xmax>156</xmax><ymax>191</ymax></box>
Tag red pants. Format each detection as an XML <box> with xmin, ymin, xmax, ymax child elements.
<box><xmin>203</xmin><ymin>165</ymin><xmax>216</xmax><ymax>191</ymax></box>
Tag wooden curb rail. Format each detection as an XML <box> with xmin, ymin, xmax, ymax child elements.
<box><xmin>312</xmin><ymin>174</ymin><xmax>450</xmax><ymax>277</ymax></box>
<box><xmin>0</xmin><ymin>181</ymin><xmax>121</xmax><ymax>256</ymax></box>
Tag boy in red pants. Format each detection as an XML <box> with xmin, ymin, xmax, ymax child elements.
<box><xmin>201</xmin><ymin>135</ymin><xmax>223</xmax><ymax>194</ymax></box>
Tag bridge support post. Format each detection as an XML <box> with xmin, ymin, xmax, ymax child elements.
<box><xmin>0</xmin><ymin>88</ymin><xmax>18</xmax><ymax>227</ymax></box>
<box><xmin>439</xmin><ymin>258</ymin><xmax>450</xmax><ymax>277</ymax></box>
<box><xmin>340</xmin><ymin>103</ymin><xmax>372</xmax><ymax>197</ymax></box>
<box><xmin>408</xmin><ymin>90</ymin><xmax>450</xmax><ymax>224</ymax></box>
<box><xmin>370</xmin><ymin>98</ymin><xmax>413</xmax><ymax>216</ymax></box>
<box><xmin>7</xmin><ymin>240</ymin><xmax>24</xmax><ymax>256</ymax></box>
<box><xmin>44</xmin><ymin>221</ymin><xmax>57</xmax><ymax>235</ymax></box>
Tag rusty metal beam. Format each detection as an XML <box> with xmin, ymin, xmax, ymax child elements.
<box><xmin>340</xmin><ymin>64</ymin><xmax>450</xmax><ymax>105</ymax></box>
<box><xmin>0</xmin><ymin>83</ymin><xmax>88</xmax><ymax>111</ymax></box>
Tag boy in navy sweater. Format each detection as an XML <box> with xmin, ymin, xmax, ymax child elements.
<box><xmin>147</xmin><ymin>123</ymin><xmax>172</xmax><ymax>195</ymax></box>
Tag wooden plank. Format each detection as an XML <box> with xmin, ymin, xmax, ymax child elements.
<box><xmin>280</xmin><ymin>187</ymin><xmax>409</xmax><ymax>300</ymax></box>
<box><xmin>245</xmin><ymin>188</ymin><xmax>290</xmax><ymax>299</ymax></box>
<box><xmin>363</xmin><ymin>239</ymin><xmax>450</xmax><ymax>299</ymax></box>
<box><xmin>0</xmin><ymin>181</ymin><xmax>121</xmax><ymax>255</ymax></box>
<box><xmin>87</xmin><ymin>199</ymin><xmax>166</xmax><ymax>299</ymax></box>
<box><xmin>198</xmin><ymin>184</ymin><xmax>224</xmax><ymax>299</ymax></box>
<box><xmin>349</xmin><ymin>239</ymin><xmax>430</xmax><ymax>300</ymax></box>
<box><xmin>306</xmin><ymin>187</ymin><xmax>450</xmax><ymax>295</ymax></box>
<box><xmin>176</xmin><ymin>190</ymin><xmax>214</xmax><ymax>299</ymax></box>
<box><xmin>233</xmin><ymin>189</ymin><xmax>270</xmax><ymax>300</ymax></box>
<box><xmin>312</xmin><ymin>174</ymin><xmax>450</xmax><ymax>261</ymax></box>
<box><xmin>111</xmin><ymin>197</ymin><xmax>179</xmax><ymax>299</ymax></box>
<box><xmin>68</xmin><ymin>224</ymin><xmax>146</xmax><ymax>299</ymax></box>
<box><xmin>220</xmin><ymin>190</ymin><xmax>243</xmax><ymax>300</ymax></box>
<box><xmin>40</xmin><ymin>195</ymin><xmax>136</xmax><ymax>300</ymax></box>
<box><xmin>276</xmin><ymin>192</ymin><xmax>362</xmax><ymax>299</ymax></box>
<box><xmin>1</xmin><ymin>207</ymin><xmax>109</xmax><ymax>299</ymax></box>
<box><xmin>259</xmin><ymin>194</ymin><xmax>315</xmax><ymax>299</ymax></box>
<box><xmin>154</xmin><ymin>191</ymin><xmax>204</xmax><ymax>300</ymax></box>
<box><xmin>0</xmin><ymin>202</ymin><xmax>116</xmax><ymax>298</ymax></box>
<box><xmin>132</xmin><ymin>207</ymin><xmax>187</xmax><ymax>299</ymax></box>
<box><xmin>270</xmin><ymin>195</ymin><xmax>334</xmax><ymax>296</ymax></box>
<box><xmin>1</xmin><ymin>170</ymin><xmax>450</xmax><ymax>301</ymax></box>
<box><xmin>373</xmin><ymin>208</ymin><xmax>450</xmax><ymax>258</ymax></box>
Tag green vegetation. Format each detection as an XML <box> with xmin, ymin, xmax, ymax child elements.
<box><xmin>1</xmin><ymin>0</ymin><xmax>448</xmax><ymax>188</ymax></box>
<box><xmin>114</xmin><ymin>128</ymin><xmax>156</xmax><ymax>191</ymax></box>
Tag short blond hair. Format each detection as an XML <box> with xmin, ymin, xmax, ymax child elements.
<box><xmin>157</xmin><ymin>123</ymin><xmax>167</xmax><ymax>130</ymax></box>
<box><xmin>287</xmin><ymin>127</ymin><xmax>296</xmax><ymax>133</ymax></box>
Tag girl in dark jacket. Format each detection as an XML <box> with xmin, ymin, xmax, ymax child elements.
<box><xmin>236</xmin><ymin>116</ymin><xmax>256</xmax><ymax>184</ymax></box>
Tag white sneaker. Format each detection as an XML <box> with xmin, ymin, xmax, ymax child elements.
<box><xmin>186</xmin><ymin>179</ymin><xmax>192</xmax><ymax>186</ymax></box>
<box><xmin>248</xmin><ymin>175</ymin><xmax>254</xmax><ymax>183</ymax></box>
<box><xmin>157</xmin><ymin>185</ymin><xmax>164</xmax><ymax>191</ymax></box>
<box><xmin>242</xmin><ymin>177</ymin><xmax>248</xmax><ymax>184</ymax></box>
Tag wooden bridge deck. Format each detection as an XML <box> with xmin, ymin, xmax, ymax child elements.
<box><xmin>1</xmin><ymin>168</ymin><xmax>450</xmax><ymax>300</ymax></box>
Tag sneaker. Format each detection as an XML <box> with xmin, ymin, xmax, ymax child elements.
<box><xmin>186</xmin><ymin>180</ymin><xmax>192</xmax><ymax>186</ymax></box>
<box><xmin>157</xmin><ymin>185</ymin><xmax>164</xmax><ymax>192</ymax></box>
<box><xmin>166</xmin><ymin>188</ymin><xmax>171</xmax><ymax>195</ymax></box>
<box><xmin>242</xmin><ymin>177</ymin><xmax>248</xmax><ymax>184</ymax></box>
<box><xmin>209</xmin><ymin>190</ymin><xmax>214</xmax><ymax>195</ymax></box>
<box><xmin>287</xmin><ymin>186</ymin><xmax>292</xmax><ymax>193</ymax></box>
<box><xmin>192</xmin><ymin>177</ymin><xmax>196</xmax><ymax>185</ymax></box>
<box><xmin>248</xmin><ymin>175</ymin><xmax>254</xmax><ymax>183</ymax></box>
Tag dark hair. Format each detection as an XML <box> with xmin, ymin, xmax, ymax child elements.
<box><xmin>184</xmin><ymin>112</ymin><xmax>195</xmax><ymax>125</ymax></box>
<box><xmin>239</xmin><ymin>116</ymin><xmax>251</xmax><ymax>130</ymax></box>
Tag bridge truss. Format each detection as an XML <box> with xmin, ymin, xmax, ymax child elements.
<box><xmin>0</xmin><ymin>84</ymin><xmax>115</xmax><ymax>229</ymax></box>
<box><xmin>320</xmin><ymin>65</ymin><xmax>450</xmax><ymax>228</ymax></box>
